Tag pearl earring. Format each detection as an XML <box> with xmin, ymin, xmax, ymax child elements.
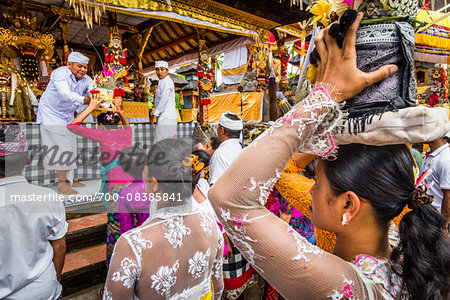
<box><xmin>341</xmin><ymin>213</ymin><xmax>349</xmax><ymax>226</ymax></box>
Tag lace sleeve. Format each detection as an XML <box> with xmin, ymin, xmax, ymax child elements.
<box><xmin>209</xmin><ymin>87</ymin><xmax>371</xmax><ymax>299</ymax></box>
<box><xmin>211</xmin><ymin>233</ymin><xmax>224</xmax><ymax>299</ymax></box>
<box><xmin>275</xmin><ymin>159</ymin><xmax>337</xmax><ymax>253</ymax></box>
<box><xmin>103</xmin><ymin>236</ymin><xmax>140</xmax><ymax>300</ymax></box>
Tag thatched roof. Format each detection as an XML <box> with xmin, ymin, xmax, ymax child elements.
<box><xmin>176</xmin><ymin>64</ymin><xmax>198</xmax><ymax>75</ymax></box>
<box><xmin>180</xmin><ymin>80</ymin><xmax>199</xmax><ymax>91</ymax></box>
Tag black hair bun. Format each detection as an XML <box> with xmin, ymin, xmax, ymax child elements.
<box><xmin>340</xmin><ymin>9</ymin><xmax>357</xmax><ymax>29</ymax></box>
<box><xmin>97</xmin><ymin>112</ymin><xmax>121</xmax><ymax>126</ymax></box>
<box><xmin>329</xmin><ymin>23</ymin><xmax>345</xmax><ymax>40</ymax></box>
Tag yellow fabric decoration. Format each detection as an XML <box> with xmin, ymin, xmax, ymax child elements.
<box><xmin>222</xmin><ymin>64</ymin><xmax>248</xmax><ymax>77</ymax></box>
<box><xmin>122</xmin><ymin>101</ymin><xmax>148</xmax><ymax>119</ymax></box>
<box><xmin>208</xmin><ymin>91</ymin><xmax>263</xmax><ymax>122</ymax></box>
<box><xmin>181</xmin><ymin>108</ymin><xmax>198</xmax><ymax>122</ymax></box>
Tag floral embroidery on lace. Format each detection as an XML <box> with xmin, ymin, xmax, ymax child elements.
<box><xmin>199</xmin><ymin>212</ymin><xmax>213</xmax><ymax>237</ymax></box>
<box><xmin>103</xmin><ymin>287</ymin><xmax>112</xmax><ymax>300</ymax></box>
<box><xmin>245</xmin><ymin>169</ymin><xmax>282</xmax><ymax>206</ymax></box>
<box><xmin>188</xmin><ymin>248</ymin><xmax>211</xmax><ymax>279</ymax></box>
<box><xmin>220</xmin><ymin>208</ymin><xmax>266</xmax><ymax>266</ymax></box>
<box><xmin>287</xmin><ymin>226</ymin><xmax>323</xmax><ymax>268</ymax></box>
<box><xmin>297</xmin><ymin>87</ymin><xmax>344</xmax><ymax>158</ymax></box>
<box><xmin>111</xmin><ymin>257</ymin><xmax>140</xmax><ymax>289</ymax></box>
<box><xmin>264</xmin><ymin>87</ymin><xmax>343</xmax><ymax>159</ymax></box>
<box><xmin>353</xmin><ymin>254</ymin><xmax>402</xmax><ymax>298</ymax></box>
<box><xmin>328</xmin><ymin>277</ymin><xmax>355</xmax><ymax>299</ymax></box>
<box><xmin>125</xmin><ymin>229</ymin><xmax>152</xmax><ymax>258</ymax></box>
<box><xmin>212</xmin><ymin>255</ymin><xmax>223</xmax><ymax>279</ymax></box>
<box><xmin>151</xmin><ymin>260</ymin><xmax>180</xmax><ymax>297</ymax></box>
<box><xmin>162</xmin><ymin>217</ymin><xmax>192</xmax><ymax>248</ymax></box>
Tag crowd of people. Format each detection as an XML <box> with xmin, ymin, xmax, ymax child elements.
<box><xmin>1</xmin><ymin>10</ymin><xmax>449</xmax><ymax>300</ymax></box>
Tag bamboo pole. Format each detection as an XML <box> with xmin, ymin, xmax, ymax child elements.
<box><xmin>138</xmin><ymin>27</ymin><xmax>154</xmax><ymax>73</ymax></box>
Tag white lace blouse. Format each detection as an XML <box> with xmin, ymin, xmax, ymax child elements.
<box><xmin>103</xmin><ymin>197</ymin><xmax>224</xmax><ymax>299</ymax></box>
<box><xmin>209</xmin><ymin>86</ymin><xmax>406</xmax><ymax>299</ymax></box>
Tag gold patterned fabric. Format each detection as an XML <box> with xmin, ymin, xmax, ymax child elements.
<box><xmin>122</xmin><ymin>101</ymin><xmax>149</xmax><ymax>119</ymax></box>
<box><xmin>181</xmin><ymin>108</ymin><xmax>198</xmax><ymax>122</ymax></box>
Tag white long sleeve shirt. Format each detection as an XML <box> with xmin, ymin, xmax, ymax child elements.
<box><xmin>154</xmin><ymin>75</ymin><xmax>178</xmax><ymax>121</ymax></box>
<box><xmin>37</xmin><ymin>66</ymin><xmax>92</xmax><ymax>125</ymax></box>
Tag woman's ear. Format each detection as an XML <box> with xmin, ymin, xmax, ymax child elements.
<box><xmin>143</xmin><ymin>167</ymin><xmax>159</xmax><ymax>194</ymax></box>
<box><xmin>150</xmin><ymin>177</ymin><xmax>159</xmax><ymax>192</ymax></box>
<box><xmin>341</xmin><ymin>191</ymin><xmax>361</xmax><ymax>224</ymax></box>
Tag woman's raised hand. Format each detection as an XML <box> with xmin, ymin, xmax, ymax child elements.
<box><xmin>315</xmin><ymin>12</ymin><xmax>398</xmax><ymax>102</ymax></box>
<box><xmin>88</xmin><ymin>93</ymin><xmax>102</xmax><ymax>111</ymax></box>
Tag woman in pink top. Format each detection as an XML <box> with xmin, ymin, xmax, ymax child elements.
<box><xmin>67</xmin><ymin>95</ymin><xmax>134</xmax><ymax>267</ymax></box>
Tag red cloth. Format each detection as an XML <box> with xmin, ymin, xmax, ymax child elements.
<box><xmin>224</xmin><ymin>267</ymin><xmax>254</xmax><ymax>290</ymax></box>
<box><xmin>430</xmin><ymin>93</ymin><xmax>439</xmax><ymax>107</ymax></box>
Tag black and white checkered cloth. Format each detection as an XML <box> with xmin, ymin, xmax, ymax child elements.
<box><xmin>21</xmin><ymin>123</ymin><xmax>197</xmax><ymax>186</ymax></box>
<box><xmin>222</xmin><ymin>240</ymin><xmax>252</xmax><ymax>280</ymax></box>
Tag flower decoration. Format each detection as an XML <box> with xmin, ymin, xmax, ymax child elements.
<box><xmin>309</xmin><ymin>1</ymin><xmax>332</xmax><ymax>26</ymax></box>
<box><xmin>106</xmin><ymin>114</ymin><xmax>113</xmax><ymax>121</ymax></box>
<box><xmin>308</xmin><ymin>0</ymin><xmax>352</xmax><ymax>26</ymax></box>
<box><xmin>182</xmin><ymin>154</ymin><xmax>205</xmax><ymax>174</ymax></box>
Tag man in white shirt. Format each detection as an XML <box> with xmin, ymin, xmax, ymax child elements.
<box><xmin>151</xmin><ymin>60</ymin><xmax>178</xmax><ymax>141</ymax></box>
<box><xmin>419</xmin><ymin>135</ymin><xmax>450</xmax><ymax>225</ymax></box>
<box><xmin>209</xmin><ymin>112</ymin><xmax>243</xmax><ymax>185</ymax></box>
<box><xmin>0</xmin><ymin>123</ymin><xmax>67</xmax><ymax>300</ymax></box>
<box><xmin>37</xmin><ymin>52</ymin><xmax>93</xmax><ymax>194</ymax></box>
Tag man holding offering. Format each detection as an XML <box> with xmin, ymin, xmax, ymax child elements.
<box><xmin>37</xmin><ymin>52</ymin><xmax>93</xmax><ymax>195</ymax></box>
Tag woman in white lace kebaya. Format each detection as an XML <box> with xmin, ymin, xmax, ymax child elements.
<box><xmin>209</xmin><ymin>13</ymin><xmax>450</xmax><ymax>300</ymax></box>
<box><xmin>103</xmin><ymin>139</ymin><xmax>224</xmax><ymax>299</ymax></box>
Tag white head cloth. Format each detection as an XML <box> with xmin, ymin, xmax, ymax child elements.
<box><xmin>155</xmin><ymin>60</ymin><xmax>169</xmax><ymax>69</ymax></box>
<box><xmin>218</xmin><ymin>111</ymin><xmax>243</xmax><ymax>130</ymax></box>
<box><xmin>68</xmin><ymin>52</ymin><xmax>89</xmax><ymax>64</ymax></box>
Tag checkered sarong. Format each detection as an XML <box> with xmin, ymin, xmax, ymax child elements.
<box><xmin>223</xmin><ymin>240</ymin><xmax>254</xmax><ymax>296</ymax></box>
<box><xmin>22</xmin><ymin>122</ymin><xmax>196</xmax><ymax>186</ymax></box>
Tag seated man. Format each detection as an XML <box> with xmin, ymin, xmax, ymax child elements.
<box><xmin>0</xmin><ymin>123</ymin><xmax>67</xmax><ymax>300</ymax></box>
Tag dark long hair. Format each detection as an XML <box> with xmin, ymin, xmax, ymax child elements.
<box><xmin>323</xmin><ymin>144</ymin><xmax>449</xmax><ymax>299</ymax></box>
<box><xmin>120</xmin><ymin>147</ymin><xmax>146</xmax><ymax>181</ymax></box>
<box><xmin>145</xmin><ymin>139</ymin><xmax>192</xmax><ymax>201</ymax></box>
<box><xmin>97</xmin><ymin>112</ymin><xmax>120</xmax><ymax>128</ymax></box>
